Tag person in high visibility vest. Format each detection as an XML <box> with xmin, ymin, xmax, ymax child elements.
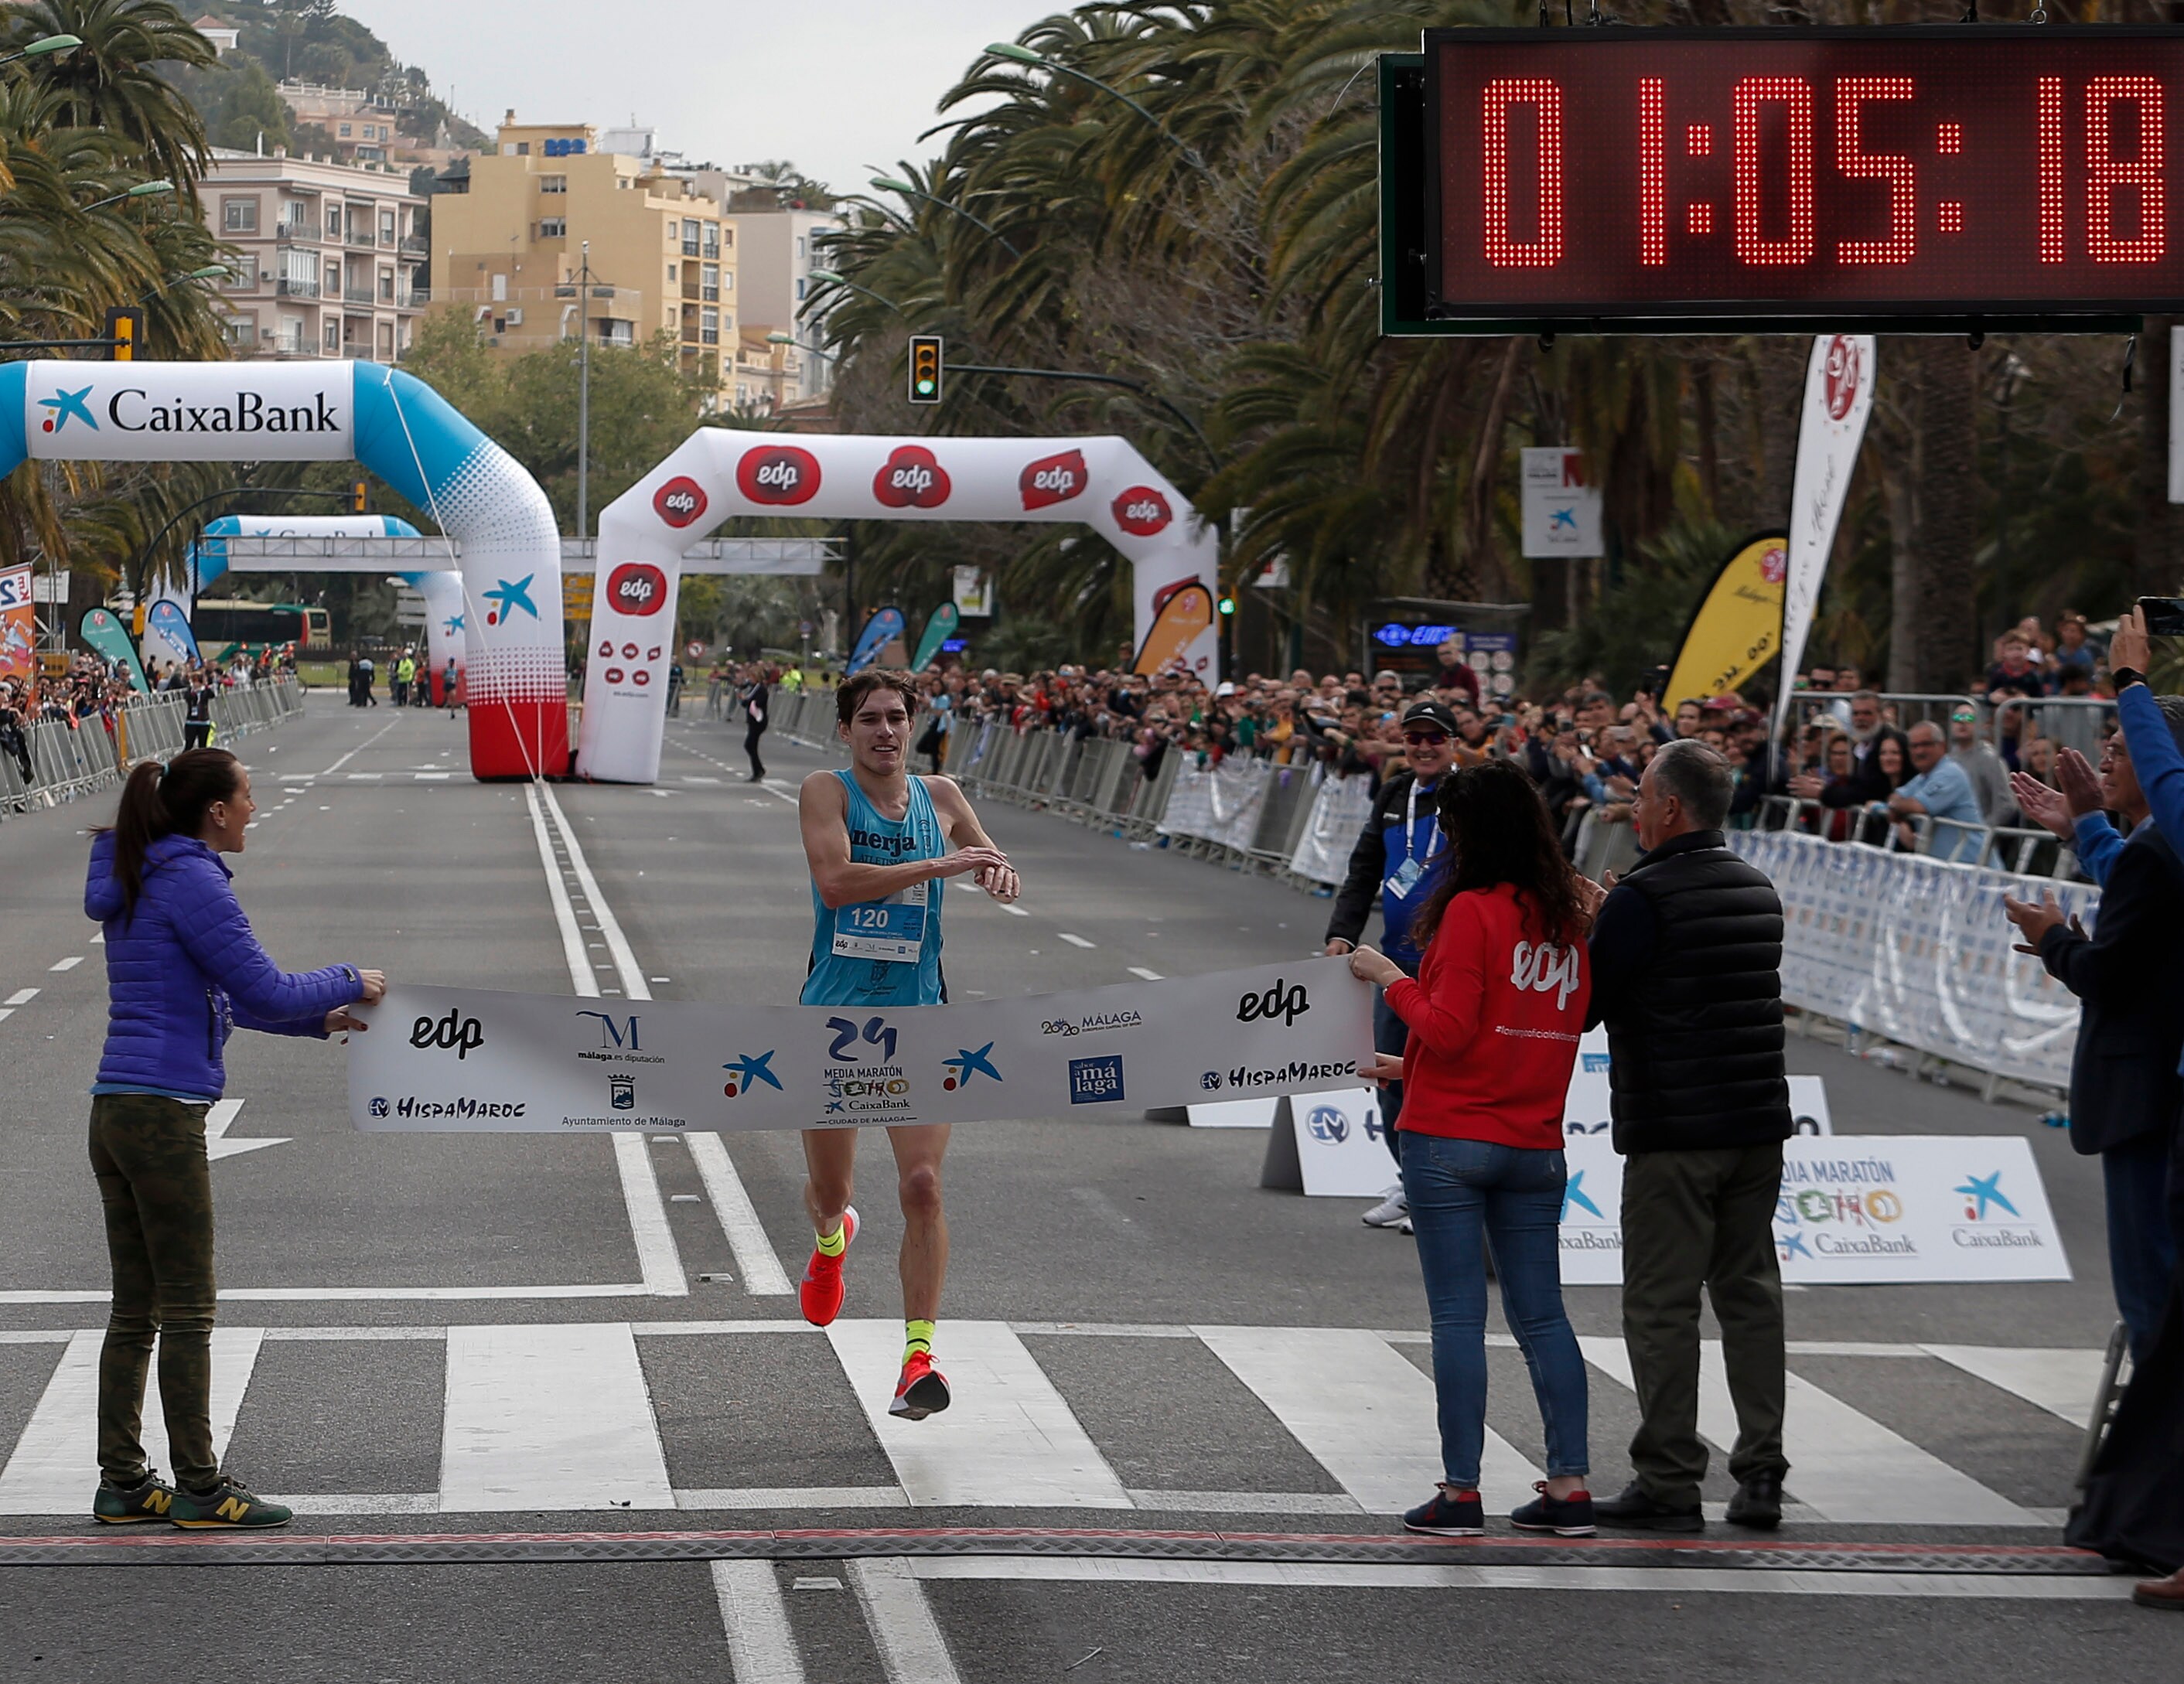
<box><xmin>391</xmin><ymin>650</ymin><xmax>417</xmax><ymax>708</ymax></box>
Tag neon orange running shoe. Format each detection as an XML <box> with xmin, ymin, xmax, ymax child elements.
<box><xmin>798</xmin><ymin>1205</ymin><xmax>858</xmax><ymax>1327</ymax></box>
<box><xmin>889</xmin><ymin>1349</ymin><xmax>951</xmax><ymax>1420</ymax></box>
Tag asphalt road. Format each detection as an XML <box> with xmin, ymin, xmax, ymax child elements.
<box><xmin>0</xmin><ymin>697</ymin><xmax>2167</xmax><ymax>1682</ymax></box>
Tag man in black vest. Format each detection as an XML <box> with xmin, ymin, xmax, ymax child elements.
<box><xmin>1586</xmin><ymin>739</ymin><xmax>1793</xmax><ymax>1532</ymax></box>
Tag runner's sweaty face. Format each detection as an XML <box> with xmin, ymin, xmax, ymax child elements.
<box><xmin>845</xmin><ymin>694</ymin><xmax>912</xmax><ymax>776</ymax></box>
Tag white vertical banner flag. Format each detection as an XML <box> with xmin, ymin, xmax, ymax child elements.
<box><xmin>2170</xmin><ymin>327</ymin><xmax>2184</xmax><ymax>505</ymax></box>
<box><xmin>1773</xmin><ymin>335</ymin><xmax>1876</xmax><ymax>740</ymax></box>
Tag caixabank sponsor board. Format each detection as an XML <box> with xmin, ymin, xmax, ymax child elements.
<box><xmin>350</xmin><ymin>959</ymin><xmax>1373</xmax><ymax>1135</ymax></box>
<box><xmin>25</xmin><ymin>363</ymin><xmax>353</xmax><ymax>461</ymax></box>
<box><xmin>1554</xmin><ymin>1134</ymin><xmax>2068</xmax><ymax>1287</ymax></box>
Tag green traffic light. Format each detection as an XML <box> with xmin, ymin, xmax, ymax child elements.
<box><xmin>1217</xmin><ymin>596</ymin><xmax>1236</xmax><ymax>615</ymax></box>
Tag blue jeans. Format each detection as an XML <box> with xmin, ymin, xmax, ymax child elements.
<box><xmin>2104</xmin><ymin>1133</ymin><xmax>2179</xmax><ymax>1365</ymax></box>
<box><xmin>1401</xmin><ymin>1132</ymin><xmax>1589</xmax><ymax>1489</ymax></box>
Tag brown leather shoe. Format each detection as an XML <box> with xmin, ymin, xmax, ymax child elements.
<box><xmin>2132</xmin><ymin>1569</ymin><xmax>2184</xmax><ymax>1611</ymax></box>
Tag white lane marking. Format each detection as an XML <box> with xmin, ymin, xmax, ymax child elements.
<box><xmin>202</xmin><ymin>1096</ymin><xmax>290</xmax><ymax>1162</ymax></box>
<box><xmin>0</xmin><ymin>1328</ymin><xmax>264</xmax><ymax>1513</ymax></box>
<box><xmin>902</xmin><ymin>1558</ymin><xmax>2136</xmax><ymax>1600</ymax></box>
<box><xmin>0</xmin><ymin>1285</ymin><xmax>658</xmax><ymax>1304</ymax></box>
<box><xmin>998</xmin><ymin>904</ymin><xmax>1029</xmax><ymax>917</ymax></box>
<box><xmin>1577</xmin><ymin>1336</ymin><xmax>2033</xmax><ymax>1525</ymax></box>
<box><xmin>682</xmin><ymin>1486</ymin><xmax>908</xmax><ymax>1510</ymax></box>
<box><xmin>1196</xmin><ymin>1325</ymin><xmax>1542</xmax><ymax>1515</ymax></box>
<box><xmin>527</xmin><ymin>783</ymin><xmax>684</xmax><ymax>1298</ymax></box>
<box><xmin>686</xmin><ymin>1134</ymin><xmax>793</xmax><ymax>1296</ymax></box>
<box><xmin>712</xmin><ymin>1560</ymin><xmax>809</xmax><ymax>1684</ymax></box>
<box><xmin>613</xmin><ymin>1133</ymin><xmax>689</xmax><ymax>1299</ymax></box>
<box><xmin>345</xmin><ymin>772</ymin><xmax>384</xmax><ymax>782</ymax></box>
<box><xmin>826</xmin><ymin>1319</ymin><xmax>1130</xmax><ymax>1508</ymax></box>
<box><xmin>538</xmin><ymin>783</ymin><xmax>649</xmax><ymax>1001</ymax></box>
<box><xmin>758</xmin><ymin>777</ymin><xmax>803</xmax><ymax>806</ymax></box>
<box><xmin>413</xmin><ymin>772</ymin><xmax>452</xmax><ymax>781</ymax></box>
<box><xmin>1921</xmin><ymin>1345</ymin><xmax>2107</xmax><ymax>1428</ymax></box>
<box><xmin>0</xmin><ymin>1010</ymin><xmax>11</xmax><ymax>1024</ymax></box>
<box><xmin>47</xmin><ymin>957</ymin><xmax>81</xmax><ymax>972</ymax></box>
<box><xmin>0</xmin><ymin>1331</ymin><xmax>70</xmax><ymax>1344</ymax></box>
<box><xmin>1058</xmin><ymin>933</ymin><xmax>1095</xmax><ymax>949</ymax></box>
<box><xmin>89</xmin><ymin>932</ymin><xmax>103</xmax><ymax>943</ymax></box>
<box><xmin>1126</xmin><ymin>1489</ymin><xmax>1363</xmax><ymax>1515</ymax></box>
<box><xmin>681</xmin><ymin>776</ymin><xmax>722</xmax><ymax>786</ymax></box>
<box><xmin>848</xmin><ymin>1557</ymin><xmax>964</xmax><ymax>1684</ymax></box>
<box><xmin>1126</xmin><ymin>967</ymin><xmax>1163</xmax><ymax>982</ymax></box>
<box><xmin>275</xmin><ymin>1493</ymin><xmax>439</xmax><ymax>1514</ymax></box>
<box><xmin>440</xmin><ymin>1323</ymin><xmax>674</xmax><ymax>1512</ymax></box>
<box><xmin>319</xmin><ymin>718</ymin><xmax>400</xmax><ymax>776</ymax></box>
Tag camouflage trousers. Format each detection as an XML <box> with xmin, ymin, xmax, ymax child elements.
<box><xmin>88</xmin><ymin>1093</ymin><xmax>218</xmax><ymax>1491</ymax></box>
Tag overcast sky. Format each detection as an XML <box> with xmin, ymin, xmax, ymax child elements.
<box><xmin>336</xmin><ymin>0</ymin><xmax>1043</xmax><ymax>195</ymax></box>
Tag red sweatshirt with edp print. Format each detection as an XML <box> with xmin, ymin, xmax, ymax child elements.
<box><xmin>1381</xmin><ymin>883</ymin><xmax>1589</xmax><ymax>1151</ymax></box>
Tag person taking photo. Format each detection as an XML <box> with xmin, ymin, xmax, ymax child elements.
<box><xmin>84</xmin><ymin>748</ymin><xmax>380</xmax><ymax>1529</ymax></box>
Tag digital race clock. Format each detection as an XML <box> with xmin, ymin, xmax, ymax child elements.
<box><xmin>1379</xmin><ymin>27</ymin><xmax>2183</xmax><ymax>333</ymax></box>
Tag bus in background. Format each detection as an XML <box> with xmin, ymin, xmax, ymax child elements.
<box><xmin>189</xmin><ymin>599</ymin><xmax>329</xmax><ymax>659</ymax></box>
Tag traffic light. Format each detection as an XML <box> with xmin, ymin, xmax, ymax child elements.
<box><xmin>908</xmin><ymin>335</ymin><xmax>943</xmax><ymax>405</ymax></box>
<box><xmin>1217</xmin><ymin>593</ymin><xmax>1237</xmax><ymax>616</ymax></box>
<box><xmin>351</xmin><ymin>479</ymin><xmax>368</xmax><ymax>513</ymax></box>
<box><xmin>103</xmin><ymin>305</ymin><xmax>145</xmax><ymax>362</ymax></box>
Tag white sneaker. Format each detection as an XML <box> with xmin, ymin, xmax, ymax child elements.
<box><xmin>1362</xmin><ymin>1185</ymin><xmax>1408</xmax><ymax>1228</ymax></box>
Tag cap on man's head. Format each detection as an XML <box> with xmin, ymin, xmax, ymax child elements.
<box><xmin>1401</xmin><ymin>699</ymin><xmax>1459</xmax><ymax>737</ymax></box>
<box><xmin>1215</xmin><ymin>680</ymin><xmax>1236</xmax><ymax>697</ymax></box>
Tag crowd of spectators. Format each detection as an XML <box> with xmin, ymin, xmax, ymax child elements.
<box><xmin>0</xmin><ymin>646</ymin><xmax>292</xmax><ymax>786</ymax></box>
<box><xmin>886</xmin><ymin>611</ymin><xmax>2126</xmax><ymax>867</ymax></box>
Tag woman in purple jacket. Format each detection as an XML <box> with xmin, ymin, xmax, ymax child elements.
<box><xmin>84</xmin><ymin>749</ymin><xmax>381</xmax><ymax>1529</ymax></box>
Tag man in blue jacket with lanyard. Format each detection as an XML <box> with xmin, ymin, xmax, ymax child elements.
<box><xmin>1324</xmin><ymin>700</ymin><xmax>1461</xmax><ymax>1229</ymax></box>
<box><xmin>796</xmin><ymin>670</ymin><xmax>1020</xmax><ymax>1421</ymax></box>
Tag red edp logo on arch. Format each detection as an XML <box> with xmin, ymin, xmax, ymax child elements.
<box><xmin>1020</xmin><ymin>448</ymin><xmax>1088</xmax><ymax>511</ymax></box>
<box><xmin>736</xmin><ymin>445</ymin><xmax>822</xmax><ymax>506</ymax></box>
<box><xmin>1111</xmin><ymin>485</ymin><xmax>1172</xmax><ymax>537</ymax></box>
<box><xmin>653</xmin><ymin>476</ymin><xmax>708</xmax><ymax>528</ymax></box>
<box><xmin>873</xmin><ymin>444</ymin><xmax>950</xmax><ymax>509</ymax></box>
<box><xmin>606</xmin><ymin>562</ymin><xmax>668</xmax><ymax>618</ymax></box>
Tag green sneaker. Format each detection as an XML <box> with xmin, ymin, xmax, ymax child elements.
<box><xmin>92</xmin><ymin>1474</ymin><xmax>179</xmax><ymax>1525</ymax></box>
<box><xmin>167</xmin><ymin>1477</ymin><xmax>292</xmax><ymax>1530</ymax></box>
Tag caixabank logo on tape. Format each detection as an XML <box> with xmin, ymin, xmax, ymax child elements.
<box><xmin>27</xmin><ymin>364</ymin><xmax>354</xmax><ymax>460</ymax></box>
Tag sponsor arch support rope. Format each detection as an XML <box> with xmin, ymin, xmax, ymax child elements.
<box><xmin>0</xmin><ymin>360</ymin><xmax>565</xmax><ymax>780</ymax></box>
<box><xmin>581</xmin><ymin>429</ymin><xmax>1220</xmax><ymax>783</ymax></box>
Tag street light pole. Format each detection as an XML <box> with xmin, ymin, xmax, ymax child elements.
<box><xmin>576</xmin><ymin>240</ymin><xmax>592</xmax><ymax>544</ymax></box>
<box><xmin>867</xmin><ymin>177</ymin><xmax>1022</xmax><ymax>258</ymax></box>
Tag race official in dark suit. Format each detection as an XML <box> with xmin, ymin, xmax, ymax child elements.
<box><xmin>2006</xmin><ymin>702</ymin><xmax>2184</xmax><ymax>1365</ymax></box>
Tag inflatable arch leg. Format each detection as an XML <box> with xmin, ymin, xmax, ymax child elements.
<box><xmin>0</xmin><ymin>360</ymin><xmax>565</xmax><ymax>781</ymax></box>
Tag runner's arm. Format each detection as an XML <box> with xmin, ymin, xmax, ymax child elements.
<box><xmin>798</xmin><ymin>772</ymin><xmax>1007</xmax><ymax>908</ymax></box>
<box><xmin>925</xmin><ymin>777</ymin><xmax>1021</xmax><ymax>902</ymax></box>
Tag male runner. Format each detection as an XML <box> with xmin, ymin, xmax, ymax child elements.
<box><xmin>797</xmin><ymin>669</ymin><xmax>1021</xmax><ymax>1419</ymax></box>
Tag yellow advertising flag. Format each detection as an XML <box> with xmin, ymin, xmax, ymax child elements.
<box><xmin>1664</xmin><ymin>532</ymin><xmax>1789</xmax><ymax>705</ymax></box>
<box><xmin>1131</xmin><ymin>583</ymin><xmax>1215</xmax><ymax>677</ymax></box>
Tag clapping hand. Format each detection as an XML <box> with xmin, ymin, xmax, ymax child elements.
<box><xmin>2009</xmin><ymin>772</ymin><xmax>2073</xmax><ymax>841</ymax></box>
<box><xmin>2054</xmin><ymin>747</ymin><xmax>2103</xmax><ymax>819</ymax></box>
<box><xmin>2001</xmin><ymin>888</ymin><xmax>2083</xmax><ymax>955</ymax></box>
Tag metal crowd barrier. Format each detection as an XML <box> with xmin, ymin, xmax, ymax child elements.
<box><xmin>1752</xmin><ymin>793</ymin><xmax>2085</xmax><ymax>881</ymax></box>
<box><xmin>0</xmin><ymin>676</ymin><xmax>304</xmax><ymax>823</ymax></box>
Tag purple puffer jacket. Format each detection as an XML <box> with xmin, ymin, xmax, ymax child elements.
<box><xmin>86</xmin><ymin>830</ymin><xmax>361</xmax><ymax>1100</ymax></box>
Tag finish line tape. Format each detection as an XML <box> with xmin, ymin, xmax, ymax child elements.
<box><xmin>349</xmin><ymin>958</ymin><xmax>1373</xmax><ymax>1134</ymax></box>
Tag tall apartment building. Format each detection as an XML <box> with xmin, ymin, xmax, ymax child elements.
<box><xmin>202</xmin><ymin>148</ymin><xmax>428</xmax><ymax>362</ymax></box>
<box><xmin>698</xmin><ymin>195</ymin><xmax>841</xmax><ymax>406</ymax></box>
<box><xmin>428</xmin><ymin>117</ymin><xmax>736</xmax><ymax>397</ymax></box>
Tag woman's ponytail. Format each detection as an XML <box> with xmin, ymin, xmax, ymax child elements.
<box><xmin>101</xmin><ymin>749</ymin><xmax>241</xmax><ymax>917</ymax></box>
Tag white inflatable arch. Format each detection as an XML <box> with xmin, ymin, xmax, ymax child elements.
<box><xmin>0</xmin><ymin>360</ymin><xmax>564</xmax><ymax>779</ymax></box>
<box><xmin>580</xmin><ymin>429</ymin><xmax>1218</xmax><ymax>783</ymax></box>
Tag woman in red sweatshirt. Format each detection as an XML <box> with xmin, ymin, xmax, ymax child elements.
<box><xmin>1348</xmin><ymin>758</ymin><xmax>1594</xmax><ymax>1538</ymax></box>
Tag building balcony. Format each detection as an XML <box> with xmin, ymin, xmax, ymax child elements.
<box><xmin>273</xmin><ymin>225</ymin><xmax>316</xmax><ymax>246</ymax></box>
<box><xmin>344</xmin><ymin>285</ymin><xmax>376</xmax><ymax>305</ymax></box>
<box><xmin>347</xmin><ymin>227</ymin><xmax>377</xmax><ymax>247</ymax></box>
<box><xmin>275</xmin><ymin>278</ymin><xmax>320</xmax><ymax>298</ymax></box>
<box><xmin>398</xmin><ymin>234</ymin><xmax>428</xmax><ymax>257</ymax></box>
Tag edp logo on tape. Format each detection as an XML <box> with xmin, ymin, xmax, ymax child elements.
<box><xmin>411</xmin><ymin>1009</ymin><xmax>485</xmax><ymax>1060</ymax></box>
<box><xmin>1236</xmin><ymin>979</ymin><xmax>1310</xmax><ymax>1027</ymax></box>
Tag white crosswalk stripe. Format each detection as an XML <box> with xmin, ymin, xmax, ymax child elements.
<box><xmin>828</xmin><ymin>1319</ymin><xmax>1131</xmax><ymax>1508</ymax></box>
<box><xmin>440</xmin><ymin>1323</ymin><xmax>674</xmax><ymax>1512</ymax></box>
<box><xmin>0</xmin><ymin>1322</ymin><xmax>2094</xmax><ymax>1522</ymax></box>
<box><xmin>0</xmin><ymin>1328</ymin><xmax>263</xmax><ymax>1513</ymax></box>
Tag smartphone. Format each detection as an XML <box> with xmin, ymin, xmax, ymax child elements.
<box><xmin>2138</xmin><ymin>596</ymin><xmax>2184</xmax><ymax>637</ymax></box>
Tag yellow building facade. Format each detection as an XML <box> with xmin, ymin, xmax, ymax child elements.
<box><xmin>429</xmin><ymin>118</ymin><xmax>735</xmax><ymax>394</ymax></box>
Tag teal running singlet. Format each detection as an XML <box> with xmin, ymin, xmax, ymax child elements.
<box><xmin>801</xmin><ymin>769</ymin><xmax>947</xmax><ymax>1007</ymax></box>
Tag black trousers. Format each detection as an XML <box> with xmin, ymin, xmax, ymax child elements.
<box><xmin>745</xmin><ymin>719</ymin><xmax>766</xmax><ymax>779</ymax></box>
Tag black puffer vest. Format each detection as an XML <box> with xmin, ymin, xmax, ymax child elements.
<box><xmin>1606</xmin><ymin>830</ymin><xmax>1791</xmax><ymax>1154</ymax></box>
